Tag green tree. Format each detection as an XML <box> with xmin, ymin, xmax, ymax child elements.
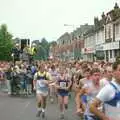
<box><xmin>35</xmin><ymin>44</ymin><xmax>47</xmax><ymax>60</ymax></box>
<box><xmin>34</xmin><ymin>38</ymin><xmax>53</xmax><ymax>60</ymax></box>
<box><xmin>41</xmin><ymin>38</ymin><xmax>50</xmax><ymax>55</ymax></box>
<box><xmin>0</xmin><ymin>24</ymin><xmax>13</xmax><ymax>61</ymax></box>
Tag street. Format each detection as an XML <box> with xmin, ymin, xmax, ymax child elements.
<box><xmin>0</xmin><ymin>93</ymin><xmax>79</xmax><ymax>120</ymax></box>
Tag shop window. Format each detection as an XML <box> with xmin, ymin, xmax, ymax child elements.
<box><xmin>106</xmin><ymin>50</ymin><xmax>109</xmax><ymax>61</ymax></box>
<box><xmin>105</xmin><ymin>24</ymin><xmax>112</xmax><ymax>42</ymax></box>
<box><xmin>110</xmin><ymin>50</ymin><xmax>112</xmax><ymax>58</ymax></box>
<box><xmin>119</xmin><ymin>49</ymin><xmax>120</xmax><ymax>56</ymax></box>
<box><xmin>114</xmin><ymin>49</ymin><xmax>119</xmax><ymax>57</ymax></box>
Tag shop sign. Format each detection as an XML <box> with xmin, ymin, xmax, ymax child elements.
<box><xmin>103</xmin><ymin>41</ymin><xmax>120</xmax><ymax>50</ymax></box>
<box><xmin>84</xmin><ymin>48</ymin><xmax>95</xmax><ymax>53</ymax></box>
<box><xmin>96</xmin><ymin>45</ymin><xmax>104</xmax><ymax>51</ymax></box>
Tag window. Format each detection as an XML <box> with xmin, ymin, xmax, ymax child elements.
<box><xmin>114</xmin><ymin>49</ymin><xmax>119</xmax><ymax>57</ymax></box>
<box><xmin>106</xmin><ymin>50</ymin><xmax>109</xmax><ymax>61</ymax></box>
<box><xmin>105</xmin><ymin>24</ymin><xmax>112</xmax><ymax>40</ymax></box>
<box><xmin>62</xmin><ymin>40</ymin><xmax>64</xmax><ymax>45</ymax></box>
<box><xmin>115</xmin><ymin>23</ymin><xmax>120</xmax><ymax>35</ymax></box>
<box><xmin>110</xmin><ymin>50</ymin><xmax>112</xmax><ymax>58</ymax></box>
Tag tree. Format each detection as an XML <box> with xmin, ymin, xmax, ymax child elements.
<box><xmin>0</xmin><ymin>24</ymin><xmax>13</xmax><ymax>61</ymax></box>
<box><xmin>34</xmin><ymin>44</ymin><xmax>47</xmax><ymax>60</ymax></box>
<box><xmin>34</xmin><ymin>38</ymin><xmax>56</xmax><ymax>60</ymax></box>
<box><xmin>41</xmin><ymin>38</ymin><xmax>50</xmax><ymax>57</ymax></box>
<box><xmin>34</xmin><ymin>38</ymin><xmax>49</xmax><ymax>60</ymax></box>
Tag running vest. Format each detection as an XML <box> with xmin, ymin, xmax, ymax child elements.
<box><xmin>36</xmin><ymin>72</ymin><xmax>48</xmax><ymax>90</ymax></box>
<box><xmin>57</xmin><ymin>79</ymin><xmax>70</xmax><ymax>96</ymax></box>
<box><xmin>37</xmin><ymin>72</ymin><xmax>47</xmax><ymax>81</ymax></box>
<box><xmin>105</xmin><ymin>82</ymin><xmax>120</xmax><ymax>120</ymax></box>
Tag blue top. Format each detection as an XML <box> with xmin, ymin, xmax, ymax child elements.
<box><xmin>105</xmin><ymin>82</ymin><xmax>120</xmax><ymax>107</ymax></box>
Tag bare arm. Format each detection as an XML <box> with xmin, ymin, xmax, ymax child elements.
<box><xmin>43</xmin><ymin>72</ymin><xmax>55</xmax><ymax>85</ymax></box>
<box><xmin>75</xmin><ymin>88</ymin><xmax>85</xmax><ymax>112</ymax></box>
<box><xmin>55</xmin><ymin>79</ymin><xmax>61</xmax><ymax>89</ymax></box>
<box><xmin>33</xmin><ymin>73</ymin><xmax>37</xmax><ymax>89</ymax></box>
<box><xmin>90</xmin><ymin>98</ymin><xmax>110</xmax><ymax>120</ymax></box>
<box><xmin>67</xmin><ymin>79</ymin><xmax>72</xmax><ymax>89</ymax></box>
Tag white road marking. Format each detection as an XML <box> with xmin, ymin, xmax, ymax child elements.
<box><xmin>25</xmin><ymin>101</ymin><xmax>30</xmax><ymax>108</ymax></box>
<box><xmin>16</xmin><ymin>101</ymin><xmax>31</xmax><ymax>119</ymax></box>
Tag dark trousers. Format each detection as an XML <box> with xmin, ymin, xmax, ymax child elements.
<box><xmin>11</xmin><ymin>77</ymin><xmax>20</xmax><ymax>94</ymax></box>
<box><xmin>28</xmin><ymin>55</ymin><xmax>33</xmax><ymax>64</ymax></box>
<box><xmin>84</xmin><ymin>115</ymin><xmax>101</xmax><ymax>120</ymax></box>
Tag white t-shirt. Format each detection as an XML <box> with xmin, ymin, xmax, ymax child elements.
<box><xmin>99</xmin><ymin>78</ymin><xmax>110</xmax><ymax>89</ymax></box>
<box><xmin>97</xmin><ymin>81</ymin><xmax>120</xmax><ymax>102</ymax></box>
<box><xmin>96</xmin><ymin>81</ymin><xmax>120</xmax><ymax>120</ymax></box>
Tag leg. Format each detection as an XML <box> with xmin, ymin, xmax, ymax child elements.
<box><xmin>49</xmin><ymin>84</ymin><xmax>55</xmax><ymax>103</ymax></box>
<box><xmin>36</xmin><ymin>94</ymin><xmax>42</xmax><ymax>117</ymax></box>
<box><xmin>63</xmin><ymin>95</ymin><xmax>69</xmax><ymax>110</ymax></box>
<box><xmin>58</xmin><ymin>95</ymin><xmax>64</xmax><ymax>113</ymax></box>
<box><xmin>41</xmin><ymin>95</ymin><xmax>47</xmax><ymax>118</ymax></box>
<box><xmin>58</xmin><ymin>95</ymin><xmax>64</xmax><ymax>119</ymax></box>
<box><xmin>42</xmin><ymin>96</ymin><xmax>47</xmax><ymax>110</ymax></box>
<box><xmin>11</xmin><ymin>78</ymin><xmax>15</xmax><ymax>94</ymax></box>
<box><xmin>6</xmin><ymin>80</ymin><xmax>11</xmax><ymax>95</ymax></box>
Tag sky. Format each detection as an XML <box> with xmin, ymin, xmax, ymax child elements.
<box><xmin>0</xmin><ymin>0</ymin><xmax>120</xmax><ymax>42</ymax></box>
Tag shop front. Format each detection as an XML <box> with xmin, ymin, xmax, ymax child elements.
<box><xmin>103</xmin><ymin>41</ymin><xmax>120</xmax><ymax>62</ymax></box>
<box><xmin>95</xmin><ymin>44</ymin><xmax>104</xmax><ymax>60</ymax></box>
<box><xmin>83</xmin><ymin>48</ymin><xmax>95</xmax><ymax>62</ymax></box>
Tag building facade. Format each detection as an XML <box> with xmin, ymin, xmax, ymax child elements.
<box><xmin>103</xmin><ymin>3</ymin><xmax>120</xmax><ymax>62</ymax></box>
<box><xmin>82</xmin><ymin>3</ymin><xmax>120</xmax><ymax>62</ymax></box>
<box><xmin>56</xmin><ymin>24</ymin><xmax>92</xmax><ymax>60</ymax></box>
<box><xmin>55</xmin><ymin>3</ymin><xmax>120</xmax><ymax>62</ymax></box>
<box><xmin>83</xmin><ymin>30</ymin><xmax>96</xmax><ymax>61</ymax></box>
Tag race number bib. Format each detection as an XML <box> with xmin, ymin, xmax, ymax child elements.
<box><xmin>60</xmin><ymin>82</ymin><xmax>67</xmax><ymax>88</ymax></box>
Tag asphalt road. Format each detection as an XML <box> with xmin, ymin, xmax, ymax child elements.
<box><xmin>0</xmin><ymin>92</ymin><xmax>80</xmax><ymax>120</ymax></box>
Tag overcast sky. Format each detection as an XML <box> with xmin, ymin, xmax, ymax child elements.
<box><xmin>0</xmin><ymin>0</ymin><xmax>120</xmax><ymax>41</ymax></box>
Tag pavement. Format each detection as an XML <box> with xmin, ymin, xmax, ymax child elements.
<box><xmin>0</xmin><ymin>92</ymin><xmax>80</xmax><ymax>120</ymax></box>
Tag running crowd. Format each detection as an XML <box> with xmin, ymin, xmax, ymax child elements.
<box><xmin>0</xmin><ymin>60</ymin><xmax>120</xmax><ymax>120</ymax></box>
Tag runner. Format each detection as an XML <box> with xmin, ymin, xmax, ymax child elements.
<box><xmin>90</xmin><ymin>61</ymin><xmax>120</xmax><ymax>120</ymax></box>
<box><xmin>49</xmin><ymin>64</ymin><xmax>59</xmax><ymax>103</ymax></box>
<box><xmin>55</xmin><ymin>67</ymin><xmax>72</xmax><ymax>119</ymax></box>
<box><xmin>75</xmin><ymin>67</ymin><xmax>91</xmax><ymax>115</ymax></box>
<box><xmin>75</xmin><ymin>68</ymin><xmax>101</xmax><ymax>120</ymax></box>
<box><xmin>33</xmin><ymin>64</ymin><xmax>53</xmax><ymax>118</ymax></box>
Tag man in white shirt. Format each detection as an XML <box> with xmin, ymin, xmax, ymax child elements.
<box><xmin>90</xmin><ymin>61</ymin><xmax>120</xmax><ymax>120</ymax></box>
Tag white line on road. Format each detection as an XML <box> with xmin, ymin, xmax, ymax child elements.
<box><xmin>16</xmin><ymin>101</ymin><xmax>31</xmax><ymax>119</ymax></box>
<box><xmin>25</xmin><ymin>101</ymin><xmax>30</xmax><ymax>108</ymax></box>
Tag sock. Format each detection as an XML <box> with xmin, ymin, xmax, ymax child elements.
<box><xmin>42</xmin><ymin>108</ymin><xmax>45</xmax><ymax>112</ymax></box>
